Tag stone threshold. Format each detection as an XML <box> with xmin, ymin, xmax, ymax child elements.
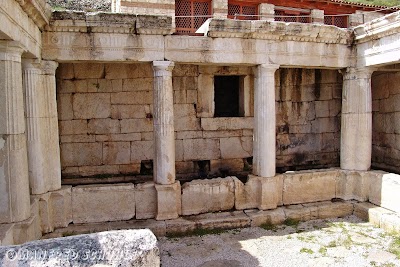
<box><xmin>41</xmin><ymin>199</ymin><xmax>400</xmax><ymax>240</ymax></box>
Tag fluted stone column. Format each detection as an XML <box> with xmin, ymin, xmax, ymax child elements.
<box><xmin>42</xmin><ymin>61</ymin><xmax>61</xmax><ymax>192</ymax></box>
<box><xmin>23</xmin><ymin>59</ymin><xmax>47</xmax><ymax>195</ymax></box>
<box><xmin>152</xmin><ymin>61</ymin><xmax>181</xmax><ymax>220</ymax></box>
<box><xmin>341</xmin><ymin>67</ymin><xmax>374</xmax><ymax>171</ymax></box>
<box><xmin>0</xmin><ymin>41</ymin><xmax>30</xmax><ymax>223</ymax></box>
<box><xmin>153</xmin><ymin>61</ymin><xmax>176</xmax><ymax>185</ymax></box>
<box><xmin>253</xmin><ymin>64</ymin><xmax>279</xmax><ymax>178</ymax></box>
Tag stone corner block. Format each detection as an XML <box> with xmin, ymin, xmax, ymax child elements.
<box><xmin>155</xmin><ymin>182</ymin><xmax>181</xmax><ymax>220</ymax></box>
<box><xmin>72</xmin><ymin>184</ymin><xmax>135</xmax><ymax>224</ymax></box>
<box><xmin>135</xmin><ymin>182</ymin><xmax>157</xmax><ymax>220</ymax></box>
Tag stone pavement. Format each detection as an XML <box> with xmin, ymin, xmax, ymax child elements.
<box><xmin>159</xmin><ymin>215</ymin><xmax>400</xmax><ymax>267</ymax></box>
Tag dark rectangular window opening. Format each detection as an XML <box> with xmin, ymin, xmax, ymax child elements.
<box><xmin>214</xmin><ymin>75</ymin><xmax>244</xmax><ymax>117</ymax></box>
<box><xmin>140</xmin><ymin>160</ymin><xmax>153</xmax><ymax>175</ymax></box>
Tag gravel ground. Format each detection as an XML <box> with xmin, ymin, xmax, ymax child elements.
<box><xmin>159</xmin><ymin>215</ymin><xmax>400</xmax><ymax>267</ymax></box>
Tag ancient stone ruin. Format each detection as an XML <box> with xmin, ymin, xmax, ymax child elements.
<box><xmin>1</xmin><ymin>0</ymin><xmax>400</xmax><ymax>258</ymax></box>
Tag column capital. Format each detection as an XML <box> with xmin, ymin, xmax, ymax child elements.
<box><xmin>0</xmin><ymin>41</ymin><xmax>25</xmax><ymax>62</ymax></box>
<box><xmin>343</xmin><ymin>67</ymin><xmax>376</xmax><ymax>80</ymax></box>
<box><xmin>253</xmin><ymin>64</ymin><xmax>280</xmax><ymax>77</ymax></box>
<box><xmin>41</xmin><ymin>60</ymin><xmax>59</xmax><ymax>75</ymax></box>
<box><xmin>22</xmin><ymin>58</ymin><xmax>41</xmax><ymax>72</ymax></box>
<box><xmin>153</xmin><ymin>61</ymin><xmax>175</xmax><ymax>76</ymax></box>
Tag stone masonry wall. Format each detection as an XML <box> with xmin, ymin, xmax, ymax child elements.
<box><xmin>57</xmin><ymin>63</ymin><xmax>342</xmax><ymax>181</ymax></box>
<box><xmin>276</xmin><ymin>69</ymin><xmax>342</xmax><ymax>172</ymax></box>
<box><xmin>372</xmin><ymin>72</ymin><xmax>400</xmax><ymax>173</ymax></box>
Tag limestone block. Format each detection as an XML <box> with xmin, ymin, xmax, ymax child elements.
<box><xmin>284</xmin><ymin>204</ymin><xmax>317</xmax><ymax>222</ymax></box>
<box><xmin>368</xmin><ymin>171</ymin><xmax>400</xmax><ymax>213</ymax></box>
<box><xmin>121</xmin><ymin>118</ymin><xmax>153</xmax><ymax>133</ymax></box>
<box><xmin>173</xmin><ymin>90</ymin><xmax>186</xmax><ymax>103</ymax></box>
<box><xmin>175</xmin><ymin>139</ymin><xmax>184</xmax><ymax>162</ymax></box>
<box><xmin>51</xmin><ymin>186</ymin><xmax>73</xmax><ymax>229</ymax></box>
<box><xmin>57</xmin><ymin>94</ymin><xmax>74</xmax><ymax>121</ymax></box>
<box><xmin>234</xmin><ymin>176</ymin><xmax>259</xmax><ymax>210</ymax></box>
<box><xmin>72</xmin><ymin>184</ymin><xmax>135</xmax><ymax>224</ymax></box>
<box><xmin>0</xmin><ymin>229</ymin><xmax>160</xmax><ymax>266</ymax></box>
<box><xmin>142</xmin><ymin>132</ymin><xmax>154</xmax><ymax>140</ymax></box>
<box><xmin>135</xmin><ymin>182</ymin><xmax>157</xmax><ymax>220</ymax></box>
<box><xmin>201</xmin><ymin>117</ymin><xmax>254</xmax><ymax>131</ymax></box>
<box><xmin>88</xmin><ymin>118</ymin><xmax>120</xmax><ymax>134</ymax></box>
<box><xmin>203</xmin><ymin>130</ymin><xmax>242</xmax><ymax>138</ymax></box>
<box><xmin>172</xmin><ymin>64</ymin><xmax>198</xmax><ymax>77</ymax></box>
<box><xmin>73</xmin><ymin>63</ymin><xmax>105</xmax><ymax>79</ymax></box>
<box><xmin>119</xmin><ymin>164</ymin><xmax>141</xmax><ymax>175</ymax></box>
<box><xmin>380</xmin><ymin>213</ymin><xmax>400</xmax><ymax>233</ymax></box>
<box><xmin>155</xmin><ymin>182</ymin><xmax>181</xmax><ymax>220</ymax></box>
<box><xmin>282</xmin><ymin>170</ymin><xmax>338</xmax><ymax>205</ymax></box>
<box><xmin>305</xmin><ymin>201</ymin><xmax>354</xmax><ymax>219</ymax></box>
<box><xmin>38</xmin><ymin>193</ymin><xmax>53</xmax><ymax>234</ymax></box>
<box><xmin>183</xmin><ymin>138</ymin><xmax>220</xmax><ymax>161</ymax></box>
<box><xmin>368</xmin><ymin>206</ymin><xmax>394</xmax><ymax>227</ymax></box>
<box><xmin>131</xmin><ymin>140</ymin><xmax>154</xmax><ymax>163</ymax></box>
<box><xmin>111</xmin><ymin>105</ymin><xmax>149</xmax><ymax>119</ymax></box>
<box><xmin>244</xmin><ymin>208</ymin><xmax>286</xmax><ymax>227</ymax></box>
<box><xmin>72</xmin><ymin>93</ymin><xmax>111</xmax><ymax>119</ymax></box>
<box><xmin>259</xmin><ymin>175</ymin><xmax>283</xmax><ymax>210</ymax></box>
<box><xmin>315</xmin><ymin>100</ymin><xmax>330</xmax><ymax>118</ymax></box>
<box><xmin>175</xmin><ymin>161</ymin><xmax>195</xmax><ymax>174</ymax></box>
<box><xmin>220</xmin><ymin>137</ymin><xmax>252</xmax><ymax>159</ymax></box>
<box><xmin>123</xmin><ymin>78</ymin><xmax>153</xmax><ymax>92</ymax></box>
<box><xmin>181</xmin><ymin>178</ymin><xmax>235</xmax><ymax>215</ymax></box>
<box><xmin>311</xmin><ymin>117</ymin><xmax>339</xmax><ymax>133</ymax></box>
<box><xmin>105</xmin><ymin>63</ymin><xmax>153</xmax><ymax>79</ymax></box>
<box><xmin>72</xmin><ymin>80</ymin><xmax>88</xmax><ymax>93</ymax></box>
<box><xmin>197</xmin><ymin>74</ymin><xmax>214</xmax><ymax>117</ymax></box>
<box><xmin>59</xmin><ymin>120</ymin><xmax>88</xmax><ymax>135</ymax></box>
<box><xmin>111</xmin><ymin>91</ymin><xmax>153</xmax><ymax>105</ymax></box>
<box><xmin>61</xmin><ymin>143</ymin><xmax>103</xmax><ymax>167</ymax></box>
<box><xmin>13</xmin><ymin>214</ymin><xmax>42</xmax><ymax>245</ymax></box>
<box><xmin>336</xmin><ymin>171</ymin><xmax>370</xmax><ymax>201</ymax></box>
<box><xmin>103</xmin><ymin>142</ymin><xmax>130</xmax><ymax>164</ymax></box>
<box><xmin>57</xmin><ymin>63</ymin><xmax>74</xmax><ymax>79</ymax></box>
<box><xmin>176</xmin><ymin>131</ymin><xmax>203</xmax><ymax>139</ymax></box>
<box><xmin>174</xmin><ymin>104</ymin><xmax>200</xmax><ymax>131</ymax></box>
<box><xmin>187</xmin><ymin>90</ymin><xmax>197</xmax><ymax>104</ymax></box>
<box><xmin>166</xmin><ymin>218</ymin><xmax>196</xmax><ymax>235</ymax></box>
<box><xmin>188</xmin><ymin>211</ymin><xmax>250</xmax><ymax>230</ymax></box>
<box><xmin>0</xmin><ymin>224</ymin><xmax>14</xmax><ymax>246</ymax></box>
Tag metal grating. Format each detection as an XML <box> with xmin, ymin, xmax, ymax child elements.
<box><xmin>175</xmin><ymin>0</ymin><xmax>211</xmax><ymax>34</ymax></box>
<box><xmin>275</xmin><ymin>9</ymin><xmax>311</xmax><ymax>23</ymax></box>
<box><xmin>228</xmin><ymin>2</ymin><xmax>258</xmax><ymax>20</ymax></box>
<box><xmin>324</xmin><ymin>15</ymin><xmax>348</xmax><ymax>28</ymax></box>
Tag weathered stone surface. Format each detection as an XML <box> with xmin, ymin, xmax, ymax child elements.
<box><xmin>155</xmin><ymin>182</ymin><xmax>181</xmax><ymax>220</ymax></box>
<box><xmin>244</xmin><ymin>208</ymin><xmax>286</xmax><ymax>227</ymax></box>
<box><xmin>135</xmin><ymin>182</ymin><xmax>157</xmax><ymax>220</ymax></box>
<box><xmin>220</xmin><ymin>137</ymin><xmax>252</xmax><ymax>159</ymax></box>
<box><xmin>131</xmin><ymin>140</ymin><xmax>154</xmax><ymax>163</ymax></box>
<box><xmin>61</xmin><ymin>142</ymin><xmax>103</xmax><ymax>167</ymax></box>
<box><xmin>72</xmin><ymin>93</ymin><xmax>111</xmax><ymax>119</ymax></box>
<box><xmin>183</xmin><ymin>138</ymin><xmax>220</xmax><ymax>161</ymax></box>
<box><xmin>368</xmin><ymin>171</ymin><xmax>400</xmax><ymax>214</ymax></box>
<box><xmin>0</xmin><ymin>224</ymin><xmax>14</xmax><ymax>246</ymax></box>
<box><xmin>187</xmin><ymin>211</ymin><xmax>250</xmax><ymax>230</ymax></box>
<box><xmin>72</xmin><ymin>184</ymin><xmax>135</xmax><ymax>224</ymax></box>
<box><xmin>201</xmin><ymin>118</ymin><xmax>253</xmax><ymax>131</ymax></box>
<box><xmin>282</xmin><ymin>170</ymin><xmax>338</xmax><ymax>205</ymax></box>
<box><xmin>88</xmin><ymin>118</ymin><xmax>120</xmax><ymax>134</ymax></box>
<box><xmin>337</xmin><ymin>171</ymin><xmax>370</xmax><ymax>201</ymax></box>
<box><xmin>0</xmin><ymin>229</ymin><xmax>160</xmax><ymax>267</ymax></box>
<box><xmin>182</xmin><ymin>177</ymin><xmax>235</xmax><ymax>215</ymax></box>
<box><xmin>103</xmin><ymin>142</ymin><xmax>131</xmax><ymax>165</ymax></box>
<box><xmin>303</xmin><ymin>201</ymin><xmax>353</xmax><ymax>219</ymax></box>
<box><xmin>166</xmin><ymin>218</ymin><xmax>196</xmax><ymax>235</ymax></box>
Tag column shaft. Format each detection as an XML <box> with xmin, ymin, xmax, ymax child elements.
<box><xmin>253</xmin><ymin>64</ymin><xmax>279</xmax><ymax>177</ymax></box>
<box><xmin>0</xmin><ymin>41</ymin><xmax>30</xmax><ymax>223</ymax></box>
<box><xmin>153</xmin><ymin>61</ymin><xmax>175</xmax><ymax>185</ymax></box>
<box><xmin>23</xmin><ymin>59</ymin><xmax>47</xmax><ymax>195</ymax></box>
<box><xmin>42</xmin><ymin>61</ymin><xmax>61</xmax><ymax>192</ymax></box>
<box><xmin>341</xmin><ymin>67</ymin><xmax>374</xmax><ymax>171</ymax></box>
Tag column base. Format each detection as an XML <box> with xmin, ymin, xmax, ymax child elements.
<box><xmin>155</xmin><ymin>182</ymin><xmax>181</xmax><ymax>220</ymax></box>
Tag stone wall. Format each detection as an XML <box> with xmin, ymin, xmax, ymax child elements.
<box><xmin>47</xmin><ymin>0</ymin><xmax>111</xmax><ymax>11</ymax></box>
<box><xmin>57</xmin><ymin>63</ymin><xmax>342</xmax><ymax>180</ymax></box>
<box><xmin>372</xmin><ymin>72</ymin><xmax>400</xmax><ymax>173</ymax></box>
<box><xmin>276</xmin><ymin>69</ymin><xmax>342</xmax><ymax>172</ymax></box>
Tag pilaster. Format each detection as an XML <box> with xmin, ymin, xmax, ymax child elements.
<box><xmin>252</xmin><ymin>64</ymin><xmax>279</xmax><ymax>178</ymax></box>
<box><xmin>0</xmin><ymin>41</ymin><xmax>31</xmax><ymax>223</ymax></box>
<box><xmin>311</xmin><ymin>9</ymin><xmax>324</xmax><ymax>24</ymax></box>
<box><xmin>23</xmin><ymin>59</ymin><xmax>47</xmax><ymax>195</ymax></box>
<box><xmin>259</xmin><ymin>3</ymin><xmax>275</xmax><ymax>21</ymax></box>
<box><xmin>153</xmin><ymin>61</ymin><xmax>176</xmax><ymax>185</ymax></box>
<box><xmin>41</xmin><ymin>60</ymin><xmax>61</xmax><ymax>192</ymax></box>
<box><xmin>341</xmin><ymin>67</ymin><xmax>375</xmax><ymax>171</ymax></box>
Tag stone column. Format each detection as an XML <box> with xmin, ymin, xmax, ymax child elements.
<box><xmin>341</xmin><ymin>67</ymin><xmax>374</xmax><ymax>171</ymax></box>
<box><xmin>42</xmin><ymin>61</ymin><xmax>62</xmax><ymax>192</ymax></box>
<box><xmin>0</xmin><ymin>41</ymin><xmax>30</xmax><ymax>223</ymax></box>
<box><xmin>152</xmin><ymin>61</ymin><xmax>181</xmax><ymax>220</ymax></box>
<box><xmin>23</xmin><ymin>59</ymin><xmax>47</xmax><ymax>195</ymax></box>
<box><xmin>311</xmin><ymin>9</ymin><xmax>324</xmax><ymax>24</ymax></box>
<box><xmin>253</xmin><ymin>64</ymin><xmax>279</xmax><ymax>178</ymax></box>
<box><xmin>259</xmin><ymin>3</ymin><xmax>275</xmax><ymax>21</ymax></box>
